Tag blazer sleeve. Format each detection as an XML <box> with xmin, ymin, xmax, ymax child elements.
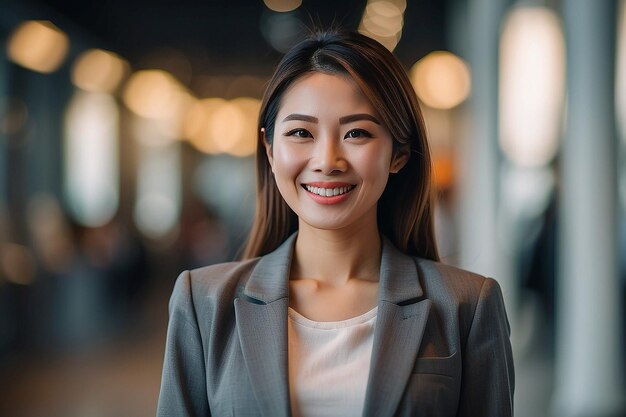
<box><xmin>156</xmin><ymin>271</ymin><xmax>211</xmax><ymax>417</ymax></box>
<box><xmin>457</xmin><ymin>277</ymin><xmax>515</xmax><ymax>417</ymax></box>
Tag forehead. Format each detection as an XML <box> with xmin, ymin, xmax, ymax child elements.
<box><xmin>277</xmin><ymin>72</ymin><xmax>374</xmax><ymax>117</ymax></box>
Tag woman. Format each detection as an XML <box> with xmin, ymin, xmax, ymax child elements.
<box><xmin>157</xmin><ymin>30</ymin><xmax>514</xmax><ymax>417</ymax></box>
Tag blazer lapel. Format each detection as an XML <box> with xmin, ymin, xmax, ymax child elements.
<box><xmin>234</xmin><ymin>234</ymin><xmax>430</xmax><ymax>417</ymax></box>
<box><xmin>235</xmin><ymin>298</ymin><xmax>290</xmax><ymax>417</ymax></box>
<box><xmin>234</xmin><ymin>234</ymin><xmax>297</xmax><ymax>417</ymax></box>
<box><xmin>362</xmin><ymin>237</ymin><xmax>432</xmax><ymax>417</ymax></box>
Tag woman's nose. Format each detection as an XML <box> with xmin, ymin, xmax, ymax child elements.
<box><xmin>312</xmin><ymin>137</ymin><xmax>348</xmax><ymax>174</ymax></box>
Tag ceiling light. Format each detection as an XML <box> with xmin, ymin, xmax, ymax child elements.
<box><xmin>263</xmin><ymin>0</ymin><xmax>302</xmax><ymax>13</ymax></box>
<box><xmin>71</xmin><ymin>49</ymin><xmax>129</xmax><ymax>93</ymax></box>
<box><xmin>410</xmin><ymin>51</ymin><xmax>471</xmax><ymax>110</ymax></box>
<box><xmin>7</xmin><ymin>20</ymin><xmax>69</xmax><ymax>73</ymax></box>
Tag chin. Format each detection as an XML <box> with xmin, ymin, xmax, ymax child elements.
<box><xmin>297</xmin><ymin>212</ymin><xmax>367</xmax><ymax>232</ymax></box>
<box><xmin>299</xmin><ymin>218</ymin><xmax>346</xmax><ymax>231</ymax></box>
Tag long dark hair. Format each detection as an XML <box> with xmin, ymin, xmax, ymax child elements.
<box><xmin>242</xmin><ymin>30</ymin><xmax>439</xmax><ymax>261</ymax></box>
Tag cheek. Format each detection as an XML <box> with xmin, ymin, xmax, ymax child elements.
<box><xmin>271</xmin><ymin>143</ymin><xmax>306</xmax><ymax>183</ymax></box>
<box><xmin>359</xmin><ymin>146</ymin><xmax>393</xmax><ymax>181</ymax></box>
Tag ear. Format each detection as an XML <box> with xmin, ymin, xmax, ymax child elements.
<box><xmin>261</xmin><ymin>128</ymin><xmax>274</xmax><ymax>172</ymax></box>
<box><xmin>389</xmin><ymin>145</ymin><xmax>410</xmax><ymax>174</ymax></box>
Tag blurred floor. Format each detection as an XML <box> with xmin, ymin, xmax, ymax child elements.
<box><xmin>0</xmin><ymin>280</ymin><xmax>171</xmax><ymax>417</ymax></box>
<box><xmin>0</xmin><ymin>286</ymin><xmax>554</xmax><ymax>417</ymax></box>
<box><xmin>514</xmin><ymin>292</ymin><xmax>555</xmax><ymax>417</ymax></box>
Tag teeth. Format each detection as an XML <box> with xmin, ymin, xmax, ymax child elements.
<box><xmin>304</xmin><ymin>185</ymin><xmax>354</xmax><ymax>197</ymax></box>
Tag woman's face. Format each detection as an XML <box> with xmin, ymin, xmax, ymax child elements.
<box><xmin>264</xmin><ymin>72</ymin><xmax>408</xmax><ymax>232</ymax></box>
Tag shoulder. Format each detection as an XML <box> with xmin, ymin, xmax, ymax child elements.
<box><xmin>189</xmin><ymin>258</ymin><xmax>261</xmax><ymax>294</ymax></box>
<box><xmin>169</xmin><ymin>258</ymin><xmax>261</xmax><ymax>314</ymax></box>
<box><xmin>415</xmin><ymin>258</ymin><xmax>495</xmax><ymax>296</ymax></box>
<box><xmin>413</xmin><ymin>257</ymin><xmax>506</xmax><ymax>327</ymax></box>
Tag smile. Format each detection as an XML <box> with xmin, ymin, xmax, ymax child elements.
<box><xmin>303</xmin><ymin>184</ymin><xmax>356</xmax><ymax>197</ymax></box>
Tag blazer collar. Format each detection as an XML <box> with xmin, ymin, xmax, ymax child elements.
<box><xmin>241</xmin><ymin>233</ymin><xmax>295</xmax><ymax>303</ymax></box>
<box><xmin>242</xmin><ymin>232</ymin><xmax>424</xmax><ymax>305</ymax></box>
<box><xmin>236</xmin><ymin>232</ymin><xmax>431</xmax><ymax>417</ymax></box>
<box><xmin>378</xmin><ymin>234</ymin><xmax>424</xmax><ymax>303</ymax></box>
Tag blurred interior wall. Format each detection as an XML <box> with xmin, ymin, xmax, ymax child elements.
<box><xmin>458</xmin><ymin>0</ymin><xmax>518</xmax><ymax>320</ymax></box>
<box><xmin>553</xmin><ymin>0</ymin><xmax>626</xmax><ymax>416</ymax></box>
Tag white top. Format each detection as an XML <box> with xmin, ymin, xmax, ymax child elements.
<box><xmin>287</xmin><ymin>306</ymin><xmax>378</xmax><ymax>417</ymax></box>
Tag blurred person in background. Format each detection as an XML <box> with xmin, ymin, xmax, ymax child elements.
<box><xmin>157</xmin><ymin>30</ymin><xmax>514</xmax><ymax>417</ymax></box>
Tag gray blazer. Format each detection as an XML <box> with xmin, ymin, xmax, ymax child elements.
<box><xmin>157</xmin><ymin>234</ymin><xmax>514</xmax><ymax>417</ymax></box>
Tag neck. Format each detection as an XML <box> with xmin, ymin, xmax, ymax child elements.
<box><xmin>291</xmin><ymin>216</ymin><xmax>382</xmax><ymax>287</ymax></box>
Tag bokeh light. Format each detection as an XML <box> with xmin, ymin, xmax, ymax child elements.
<box><xmin>208</xmin><ymin>101</ymin><xmax>246</xmax><ymax>154</ymax></box>
<box><xmin>71</xmin><ymin>49</ymin><xmax>129</xmax><ymax>94</ymax></box>
<box><xmin>122</xmin><ymin>70</ymin><xmax>181</xmax><ymax>119</ymax></box>
<box><xmin>263</xmin><ymin>0</ymin><xmax>302</xmax><ymax>12</ymax></box>
<box><xmin>122</xmin><ymin>69</ymin><xmax>195</xmax><ymax>139</ymax></box>
<box><xmin>133</xmin><ymin>118</ymin><xmax>181</xmax><ymax>240</ymax></box>
<box><xmin>229</xmin><ymin>97</ymin><xmax>261</xmax><ymax>157</ymax></box>
<box><xmin>184</xmin><ymin>97</ymin><xmax>260</xmax><ymax>157</ymax></box>
<box><xmin>64</xmin><ymin>91</ymin><xmax>120</xmax><ymax>227</ymax></box>
<box><xmin>358</xmin><ymin>0</ymin><xmax>405</xmax><ymax>51</ymax></box>
<box><xmin>362</xmin><ymin>1</ymin><xmax>403</xmax><ymax>37</ymax></box>
<box><xmin>7</xmin><ymin>20</ymin><xmax>69</xmax><ymax>73</ymax></box>
<box><xmin>499</xmin><ymin>6</ymin><xmax>565</xmax><ymax>167</ymax></box>
<box><xmin>260</xmin><ymin>11</ymin><xmax>304</xmax><ymax>52</ymax></box>
<box><xmin>184</xmin><ymin>97</ymin><xmax>228</xmax><ymax>154</ymax></box>
<box><xmin>410</xmin><ymin>51</ymin><xmax>471</xmax><ymax>110</ymax></box>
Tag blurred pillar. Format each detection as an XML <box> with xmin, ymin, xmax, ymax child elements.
<box><xmin>553</xmin><ymin>1</ymin><xmax>626</xmax><ymax>416</ymax></box>
<box><xmin>31</xmin><ymin>71</ymin><xmax>66</xmax><ymax>199</ymax></box>
<box><xmin>458</xmin><ymin>0</ymin><xmax>516</xmax><ymax>314</ymax></box>
<box><xmin>0</xmin><ymin>56</ymin><xmax>6</xmax><ymax>202</ymax></box>
<box><xmin>5</xmin><ymin>65</ymin><xmax>28</xmax><ymax>242</ymax></box>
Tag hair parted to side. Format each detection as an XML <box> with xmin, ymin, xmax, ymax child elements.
<box><xmin>241</xmin><ymin>30</ymin><xmax>439</xmax><ymax>262</ymax></box>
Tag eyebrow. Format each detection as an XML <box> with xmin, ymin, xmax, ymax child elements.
<box><xmin>282</xmin><ymin>114</ymin><xmax>318</xmax><ymax>123</ymax></box>
<box><xmin>339</xmin><ymin>113</ymin><xmax>381</xmax><ymax>125</ymax></box>
<box><xmin>281</xmin><ymin>113</ymin><xmax>381</xmax><ymax>125</ymax></box>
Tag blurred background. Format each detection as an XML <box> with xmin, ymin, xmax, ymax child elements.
<box><xmin>0</xmin><ymin>0</ymin><xmax>624</xmax><ymax>416</ymax></box>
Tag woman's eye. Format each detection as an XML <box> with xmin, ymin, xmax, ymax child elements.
<box><xmin>345</xmin><ymin>129</ymin><xmax>373</xmax><ymax>139</ymax></box>
<box><xmin>285</xmin><ymin>128</ymin><xmax>312</xmax><ymax>138</ymax></box>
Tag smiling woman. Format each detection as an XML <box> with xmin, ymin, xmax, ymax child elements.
<box><xmin>157</xmin><ymin>30</ymin><xmax>514</xmax><ymax>417</ymax></box>
<box><xmin>264</xmin><ymin>72</ymin><xmax>405</xmax><ymax>236</ymax></box>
